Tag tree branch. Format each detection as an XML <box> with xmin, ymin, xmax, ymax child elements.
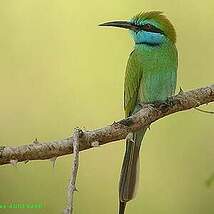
<box><xmin>64</xmin><ymin>128</ymin><xmax>81</xmax><ymax>214</ymax></box>
<box><xmin>0</xmin><ymin>84</ymin><xmax>213</xmax><ymax>166</ymax></box>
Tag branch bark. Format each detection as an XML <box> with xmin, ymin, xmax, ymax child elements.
<box><xmin>0</xmin><ymin>84</ymin><xmax>213</xmax><ymax>166</ymax></box>
<box><xmin>64</xmin><ymin>128</ymin><xmax>81</xmax><ymax>214</ymax></box>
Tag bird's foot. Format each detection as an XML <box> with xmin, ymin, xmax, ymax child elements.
<box><xmin>153</xmin><ymin>97</ymin><xmax>176</xmax><ymax>108</ymax></box>
<box><xmin>141</xmin><ymin>97</ymin><xmax>176</xmax><ymax>113</ymax></box>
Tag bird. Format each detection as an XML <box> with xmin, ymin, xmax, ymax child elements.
<box><xmin>99</xmin><ymin>11</ymin><xmax>178</xmax><ymax>214</ymax></box>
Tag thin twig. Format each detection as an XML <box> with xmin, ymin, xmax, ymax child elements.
<box><xmin>194</xmin><ymin>107</ymin><xmax>214</xmax><ymax>114</ymax></box>
<box><xmin>64</xmin><ymin>128</ymin><xmax>82</xmax><ymax>214</ymax></box>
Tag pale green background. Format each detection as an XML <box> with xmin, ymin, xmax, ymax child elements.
<box><xmin>0</xmin><ymin>0</ymin><xmax>214</xmax><ymax>214</ymax></box>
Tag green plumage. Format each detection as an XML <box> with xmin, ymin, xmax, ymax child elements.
<box><xmin>124</xmin><ymin>39</ymin><xmax>177</xmax><ymax>116</ymax></box>
<box><xmin>120</xmin><ymin>12</ymin><xmax>178</xmax><ymax>213</ymax></box>
<box><xmin>120</xmin><ymin>38</ymin><xmax>178</xmax><ymax>204</ymax></box>
<box><xmin>100</xmin><ymin>11</ymin><xmax>178</xmax><ymax>214</ymax></box>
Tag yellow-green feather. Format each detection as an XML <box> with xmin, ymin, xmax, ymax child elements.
<box><xmin>124</xmin><ymin>51</ymin><xmax>142</xmax><ymax>117</ymax></box>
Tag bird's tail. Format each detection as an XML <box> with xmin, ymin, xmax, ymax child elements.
<box><xmin>119</xmin><ymin>128</ymin><xmax>146</xmax><ymax>214</ymax></box>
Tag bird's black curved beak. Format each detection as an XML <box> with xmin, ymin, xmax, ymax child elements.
<box><xmin>99</xmin><ymin>21</ymin><xmax>139</xmax><ymax>31</ymax></box>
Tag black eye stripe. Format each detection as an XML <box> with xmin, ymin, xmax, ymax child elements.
<box><xmin>142</xmin><ymin>24</ymin><xmax>164</xmax><ymax>34</ymax></box>
<box><xmin>133</xmin><ymin>23</ymin><xmax>164</xmax><ymax>34</ymax></box>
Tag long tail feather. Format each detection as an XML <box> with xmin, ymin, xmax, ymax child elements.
<box><xmin>119</xmin><ymin>128</ymin><xmax>146</xmax><ymax>214</ymax></box>
<box><xmin>119</xmin><ymin>202</ymin><xmax>126</xmax><ymax>214</ymax></box>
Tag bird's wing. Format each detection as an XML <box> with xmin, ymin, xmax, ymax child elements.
<box><xmin>124</xmin><ymin>50</ymin><xmax>143</xmax><ymax>117</ymax></box>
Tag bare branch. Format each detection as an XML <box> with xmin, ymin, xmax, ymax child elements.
<box><xmin>0</xmin><ymin>84</ymin><xmax>213</xmax><ymax>166</ymax></box>
<box><xmin>194</xmin><ymin>107</ymin><xmax>214</xmax><ymax>114</ymax></box>
<box><xmin>64</xmin><ymin>128</ymin><xmax>82</xmax><ymax>214</ymax></box>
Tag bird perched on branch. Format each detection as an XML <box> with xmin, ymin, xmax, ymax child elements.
<box><xmin>100</xmin><ymin>11</ymin><xmax>178</xmax><ymax>214</ymax></box>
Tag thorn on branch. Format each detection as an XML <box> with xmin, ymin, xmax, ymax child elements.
<box><xmin>10</xmin><ymin>159</ymin><xmax>18</xmax><ymax>167</ymax></box>
<box><xmin>179</xmin><ymin>87</ymin><xmax>184</xmax><ymax>94</ymax></box>
<box><xmin>50</xmin><ymin>157</ymin><xmax>57</xmax><ymax>168</ymax></box>
<box><xmin>112</xmin><ymin>121</ymin><xmax>117</xmax><ymax>125</ymax></box>
<box><xmin>91</xmin><ymin>141</ymin><xmax>100</xmax><ymax>147</ymax></box>
<box><xmin>24</xmin><ymin>160</ymin><xmax>29</xmax><ymax>164</ymax></box>
<box><xmin>33</xmin><ymin>138</ymin><xmax>39</xmax><ymax>144</ymax></box>
<box><xmin>74</xmin><ymin>187</ymin><xmax>78</xmax><ymax>192</ymax></box>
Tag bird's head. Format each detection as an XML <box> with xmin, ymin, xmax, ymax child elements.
<box><xmin>100</xmin><ymin>11</ymin><xmax>176</xmax><ymax>46</ymax></box>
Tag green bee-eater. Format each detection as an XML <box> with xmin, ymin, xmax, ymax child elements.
<box><xmin>100</xmin><ymin>11</ymin><xmax>178</xmax><ymax>214</ymax></box>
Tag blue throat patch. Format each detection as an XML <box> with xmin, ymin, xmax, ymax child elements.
<box><xmin>131</xmin><ymin>30</ymin><xmax>165</xmax><ymax>46</ymax></box>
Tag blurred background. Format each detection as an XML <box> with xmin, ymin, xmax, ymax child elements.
<box><xmin>0</xmin><ymin>0</ymin><xmax>214</xmax><ymax>213</ymax></box>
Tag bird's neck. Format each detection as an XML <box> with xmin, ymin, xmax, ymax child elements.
<box><xmin>134</xmin><ymin>37</ymin><xmax>175</xmax><ymax>51</ymax></box>
<box><xmin>133</xmin><ymin>39</ymin><xmax>177</xmax><ymax>70</ymax></box>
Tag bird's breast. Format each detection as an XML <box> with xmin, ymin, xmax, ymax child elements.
<box><xmin>135</xmin><ymin>43</ymin><xmax>178</xmax><ymax>103</ymax></box>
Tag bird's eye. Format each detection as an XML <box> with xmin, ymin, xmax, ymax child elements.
<box><xmin>141</xmin><ymin>23</ymin><xmax>164</xmax><ymax>34</ymax></box>
<box><xmin>142</xmin><ymin>24</ymin><xmax>152</xmax><ymax>31</ymax></box>
<box><xmin>134</xmin><ymin>24</ymin><xmax>152</xmax><ymax>34</ymax></box>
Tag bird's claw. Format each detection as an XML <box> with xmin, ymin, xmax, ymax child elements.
<box><xmin>149</xmin><ymin>97</ymin><xmax>175</xmax><ymax>109</ymax></box>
